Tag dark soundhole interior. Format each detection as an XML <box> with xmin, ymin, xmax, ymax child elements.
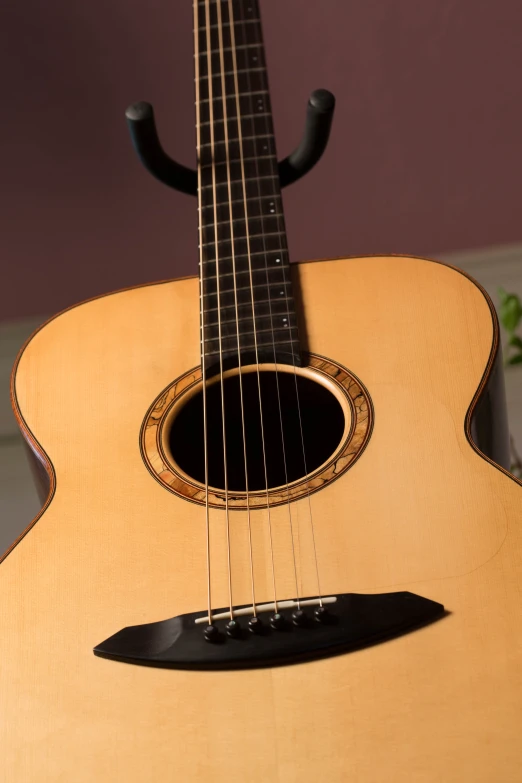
<box><xmin>168</xmin><ymin>370</ymin><xmax>346</xmax><ymax>492</ymax></box>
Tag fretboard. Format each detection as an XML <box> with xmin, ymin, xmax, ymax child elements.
<box><xmin>194</xmin><ymin>0</ymin><xmax>301</xmax><ymax>373</ymax></box>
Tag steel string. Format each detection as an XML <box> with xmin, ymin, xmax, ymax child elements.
<box><xmin>193</xmin><ymin>0</ymin><xmax>213</xmax><ymax>625</ymax></box>
<box><xmin>215</xmin><ymin>0</ymin><xmax>258</xmax><ymax>618</ymax></box>
<box><xmin>202</xmin><ymin>0</ymin><xmax>234</xmax><ymax>621</ymax></box>
<box><xmin>238</xmin><ymin>0</ymin><xmax>303</xmax><ymax>608</ymax></box>
<box><xmin>242</xmin><ymin>0</ymin><xmax>324</xmax><ymax>607</ymax></box>
<box><xmin>227</xmin><ymin>0</ymin><xmax>279</xmax><ymax>613</ymax></box>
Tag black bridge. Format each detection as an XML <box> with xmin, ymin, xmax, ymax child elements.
<box><xmin>93</xmin><ymin>592</ymin><xmax>445</xmax><ymax>670</ymax></box>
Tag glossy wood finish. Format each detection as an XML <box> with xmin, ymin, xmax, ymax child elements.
<box><xmin>3</xmin><ymin>255</ymin><xmax>522</xmax><ymax>782</ymax></box>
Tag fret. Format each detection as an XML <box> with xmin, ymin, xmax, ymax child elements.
<box><xmin>197</xmin><ymin>69</ymin><xmax>266</xmax><ymax>81</ymax></box>
<box><xmin>201</xmin><ymin>254</ymin><xmax>286</xmax><ymax>273</ymax></box>
<box><xmin>202</xmin><ymin>263</ymin><xmax>285</xmax><ymax>280</ymax></box>
<box><xmin>195</xmin><ymin>0</ymin><xmax>256</xmax><ymax>6</ymax></box>
<box><xmin>203</xmin><ymin>334</ymin><xmax>298</xmax><ymax>353</ymax></box>
<box><xmin>198</xmin><ymin>194</ymin><xmax>281</xmax><ymax>218</ymax></box>
<box><xmin>204</xmin><ymin>339</ymin><xmax>299</xmax><ymax>357</ymax></box>
<box><xmin>195</xmin><ymin>0</ymin><xmax>257</xmax><ymax>7</ymax></box>
<box><xmin>200</xmin><ymin>248</ymin><xmax>287</xmax><ymax>264</ymax></box>
<box><xmin>201</xmin><ymin>258</ymin><xmax>288</xmax><ymax>282</ymax></box>
<box><xmin>198</xmin><ymin>92</ymin><xmax>268</xmax><ymax>108</ymax></box>
<box><xmin>204</xmin><ymin>316</ymin><xmax>297</xmax><ymax>339</ymax></box>
<box><xmin>198</xmin><ymin>179</ymin><xmax>280</xmax><ymax>204</ymax></box>
<box><xmin>203</xmin><ymin>295</ymin><xmax>292</xmax><ymax>313</ymax></box>
<box><xmin>206</xmin><ymin>292</ymin><xmax>295</xmax><ymax>309</ymax></box>
<box><xmin>200</xmin><ymin>215</ymin><xmax>284</xmax><ymax>240</ymax></box>
<box><xmin>206</xmin><ymin>310</ymin><xmax>296</xmax><ymax>327</ymax></box>
<box><xmin>203</xmin><ymin>270</ymin><xmax>290</xmax><ymax>297</ymax></box>
<box><xmin>200</xmin><ymin>174</ymin><xmax>277</xmax><ymax>189</ymax></box>
<box><xmin>193</xmin><ymin>43</ymin><xmax>261</xmax><ymax>56</ymax></box>
<box><xmin>203</xmin><ymin>328</ymin><xmax>298</xmax><ymax>343</ymax></box>
<box><xmin>198</xmin><ymin>157</ymin><xmax>276</xmax><ymax>181</ymax></box>
<box><xmin>204</xmin><ymin>246</ymin><xmax>288</xmax><ymax>260</ymax></box>
<box><xmin>203</xmin><ymin>324</ymin><xmax>298</xmax><ymax>344</ymax></box>
<box><xmin>197</xmin><ymin>73</ymin><xmax>267</xmax><ymax>102</ymax></box>
<box><xmin>199</xmin><ymin>211</ymin><xmax>283</xmax><ymax>230</ymax></box>
<box><xmin>201</xmin><ymin>215</ymin><xmax>284</xmax><ymax>237</ymax></box>
<box><xmin>199</xmin><ymin>20</ymin><xmax>259</xmax><ymax>30</ymax></box>
<box><xmin>205</xmin><ymin>314</ymin><xmax>296</xmax><ymax>328</ymax></box>
<box><xmin>199</xmin><ymin>155</ymin><xmax>276</xmax><ymax>171</ymax></box>
<box><xmin>202</xmin><ymin>232</ymin><xmax>286</xmax><ymax>247</ymax></box>
<box><xmin>203</xmin><ymin>272</ymin><xmax>248</xmax><ymax>282</ymax></box>
<box><xmin>201</xmin><ymin>212</ymin><xmax>284</xmax><ymax>230</ymax></box>
<box><xmin>199</xmin><ymin>155</ymin><xmax>274</xmax><ymax>167</ymax></box>
<box><xmin>202</xmin><ymin>241</ymin><xmax>287</xmax><ymax>262</ymax></box>
<box><xmin>198</xmin><ymin>134</ymin><xmax>272</xmax><ymax>148</ymax></box>
<box><xmin>202</xmin><ymin>281</ymin><xmax>291</xmax><ymax>307</ymax></box>
<box><xmin>203</xmin><ymin>301</ymin><xmax>296</xmax><ymax>323</ymax></box>
<box><xmin>199</xmin><ymin>157</ymin><xmax>276</xmax><ymax>177</ymax></box>
<box><xmin>197</xmin><ymin>94</ymin><xmax>271</xmax><ymax>126</ymax></box>
<box><xmin>199</xmin><ymin>113</ymin><xmax>271</xmax><ymax>127</ymax></box>
<box><xmin>196</xmin><ymin>51</ymin><xmax>265</xmax><ymax>77</ymax></box>
<box><xmin>202</xmin><ymin>230</ymin><xmax>285</xmax><ymax>248</ymax></box>
<box><xmin>196</xmin><ymin>58</ymin><xmax>266</xmax><ymax>87</ymax></box>
<box><xmin>202</xmin><ymin>281</ymin><xmax>291</xmax><ymax>298</ymax></box>
<box><xmin>198</xmin><ymin>118</ymin><xmax>274</xmax><ymax>147</ymax></box>
<box><xmin>203</xmin><ymin>223</ymin><xmax>285</xmax><ymax>241</ymax></box>
<box><xmin>197</xmin><ymin>139</ymin><xmax>276</xmax><ymax>170</ymax></box>
<box><xmin>196</xmin><ymin>66</ymin><xmax>268</xmax><ymax>101</ymax></box>
<box><xmin>198</xmin><ymin>139</ymin><xmax>275</xmax><ymax>159</ymax></box>
<box><xmin>202</xmin><ymin>278</ymin><xmax>290</xmax><ymax>293</ymax></box>
<box><xmin>203</xmin><ymin>271</ymin><xmax>249</xmax><ymax>281</ymax></box>
<box><xmin>198</xmin><ymin>91</ymin><xmax>269</xmax><ymax>107</ymax></box>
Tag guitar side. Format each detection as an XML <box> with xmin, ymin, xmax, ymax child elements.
<box><xmin>2</xmin><ymin>255</ymin><xmax>522</xmax><ymax>782</ymax></box>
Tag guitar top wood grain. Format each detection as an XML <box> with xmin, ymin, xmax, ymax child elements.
<box><xmin>2</xmin><ymin>255</ymin><xmax>521</xmax><ymax>782</ymax></box>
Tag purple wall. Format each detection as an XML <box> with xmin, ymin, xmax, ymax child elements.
<box><xmin>2</xmin><ymin>0</ymin><xmax>522</xmax><ymax>322</ymax></box>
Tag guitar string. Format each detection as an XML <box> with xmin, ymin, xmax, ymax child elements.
<box><xmin>197</xmin><ymin>0</ymin><xmax>322</xmax><ymax>620</ymax></box>
<box><xmin>193</xmin><ymin>0</ymin><xmax>212</xmax><ymax>625</ymax></box>
<box><xmin>215</xmin><ymin>0</ymin><xmax>257</xmax><ymax>618</ymax></box>
<box><xmin>203</xmin><ymin>0</ymin><xmax>234</xmax><ymax>621</ymax></box>
<box><xmin>246</xmin><ymin>0</ymin><xmax>324</xmax><ymax>607</ymax></box>
<box><xmin>227</xmin><ymin>0</ymin><xmax>280</xmax><ymax>614</ymax></box>
<box><xmin>238</xmin><ymin>0</ymin><xmax>301</xmax><ymax>609</ymax></box>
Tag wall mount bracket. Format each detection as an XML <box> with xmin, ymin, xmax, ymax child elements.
<box><xmin>125</xmin><ymin>89</ymin><xmax>336</xmax><ymax>194</ymax></box>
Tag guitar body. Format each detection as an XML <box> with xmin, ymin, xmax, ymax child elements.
<box><xmin>2</xmin><ymin>254</ymin><xmax>522</xmax><ymax>781</ymax></box>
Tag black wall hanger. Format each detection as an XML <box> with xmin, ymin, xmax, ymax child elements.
<box><xmin>125</xmin><ymin>89</ymin><xmax>336</xmax><ymax>195</ymax></box>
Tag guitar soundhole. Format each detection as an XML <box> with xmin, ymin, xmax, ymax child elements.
<box><xmin>142</xmin><ymin>354</ymin><xmax>372</xmax><ymax>508</ymax></box>
<box><xmin>168</xmin><ymin>370</ymin><xmax>345</xmax><ymax>491</ymax></box>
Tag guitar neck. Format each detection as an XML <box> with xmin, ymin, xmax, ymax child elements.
<box><xmin>194</xmin><ymin>0</ymin><xmax>301</xmax><ymax>373</ymax></box>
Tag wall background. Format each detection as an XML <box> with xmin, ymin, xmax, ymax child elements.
<box><xmin>1</xmin><ymin>0</ymin><xmax>522</xmax><ymax>322</ymax></box>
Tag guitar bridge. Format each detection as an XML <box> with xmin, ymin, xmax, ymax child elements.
<box><xmin>93</xmin><ymin>591</ymin><xmax>445</xmax><ymax>670</ymax></box>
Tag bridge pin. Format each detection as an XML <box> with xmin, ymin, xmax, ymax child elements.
<box><xmin>292</xmin><ymin>609</ymin><xmax>308</xmax><ymax>627</ymax></box>
<box><xmin>248</xmin><ymin>616</ymin><xmax>263</xmax><ymax>634</ymax></box>
<box><xmin>270</xmin><ymin>613</ymin><xmax>286</xmax><ymax>630</ymax></box>
<box><xmin>226</xmin><ymin>619</ymin><xmax>242</xmax><ymax>638</ymax></box>
<box><xmin>314</xmin><ymin>606</ymin><xmax>329</xmax><ymax>623</ymax></box>
<box><xmin>204</xmin><ymin>624</ymin><xmax>220</xmax><ymax>643</ymax></box>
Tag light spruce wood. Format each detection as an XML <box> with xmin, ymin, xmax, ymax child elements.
<box><xmin>2</xmin><ymin>255</ymin><xmax>522</xmax><ymax>782</ymax></box>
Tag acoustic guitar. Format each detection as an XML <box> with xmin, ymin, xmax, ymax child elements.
<box><xmin>3</xmin><ymin>1</ymin><xmax>522</xmax><ymax>780</ymax></box>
